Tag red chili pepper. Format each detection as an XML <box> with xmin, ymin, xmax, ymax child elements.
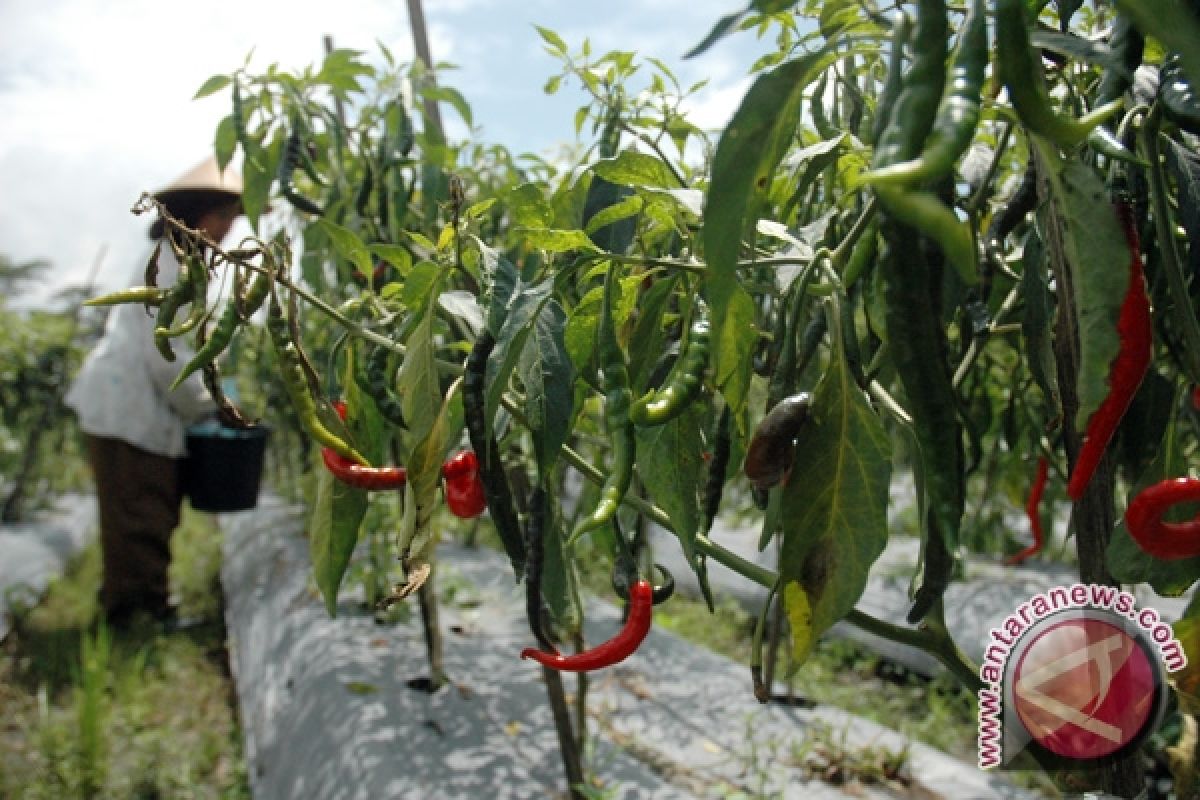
<box><xmin>1125</xmin><ymin>477</ymin><xmax>1200</xmax><ymax>560</ymax></box>
<box><xmin>1066</xmin><ymin>203</ymin><xmax>1153</xmax><ymax>501</ymax></box>
<box><xmin>321</xmin><ymin>448</ymin><xmax>407</xmax><ymax>490</ymax></box>
<box><xmin>1006</xmin><ymin>456</ymin><xmax>1049</xmax><ymax>565</ymax></box>
<box><xmin>520</xmin><ymin>579</ymin><xmax>653</xmax><ymax>671</ymax></box>
<box><xmin>320</xmin><ymin>401</ymin><xmax>407</xmax><ymax>490</ymax></box>
<box><xmin>441</xmin><ymin>450</ymin><xmax>479</xmax><ymax>481</ymax></box>
<box><xmin>445</xmin><ymin>472</ymin><xmax>487</xmax><ymax>518</ymax></box>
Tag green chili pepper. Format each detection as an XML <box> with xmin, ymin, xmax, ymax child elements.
<box><xmin>266</xmin><ymin>293</ymin><xmax>367</xmax><ymax>464</ymax></box>
<box><xmin>879</xmin><ymin>217</ymin><xmax>964</xmax><ymax>623</ymax></box>
<box><xmin>629</xmin><ymin>301</ymin><xmax>710</xmax><ymax>426</ymax></box>
<box><xmin>153</xmin><ymin>275</ymin><xmax>196</xmax><ymax>363</ymax></box>
<box><xmin>872</xmin><ymin>0</ymin><xmax>947</xmax><ymax>170</ymax></box>
<box><xmin>155</xmin><ymin>250</ymin><xmax>209</xmax><ymax>339</ymax></box>
<box><xmin>571</xmin><ymin>267</ymin><xmax>636</xmax><ymax>542</ymax></box>
<box><xmin>995</xmin><ymin>0</ymin><xmax>1121</xmax><ymax>146</ymax></box>
<box><xmin>170</xmin><ymin>271</ymin><xmax>269</xmax><ymax>391</ymax></box>
<box><xmin>83</xmin><ymin>286</ymin><xmax>169</xmax><ymax>307</ymax></box>
<box><xmin>863</xmin><ymin>0</ymin><xmax>985</xmax><ymax>187</ymax></box>
<box><xmin>279</xmin><ymin>122</ymin><xmax>324</xmax><ymax>216</ymax></box>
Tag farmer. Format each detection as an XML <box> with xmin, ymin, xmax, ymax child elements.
<box><xmin>66</xmin><ymin>157</ymin><xmax>244</xmax><ymax>628</ymax></box>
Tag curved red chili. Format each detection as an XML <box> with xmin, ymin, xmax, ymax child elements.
<box><xmin>1066</xmin><ymin>203</ymin><xmax>1153</xmax><ymax>501</ymax></box>
<box><xmin>1125</xmin><ymin>477</ymin><xmax>1200</xmax><ymax>560</ymax></box>
<box><xmin>520</xmin><ymin>579</ymin><xmax>653</xmax><ymax>672</ymax></box>
<box><xmin>320</xmin><ymin>400</ymin><xmax>407</xmax><ymax>490</ymax></box>
<box><xmin>1006</xmin><ymin>456</ymin><xmax>1048</xmax><ymax>565</ymax></box>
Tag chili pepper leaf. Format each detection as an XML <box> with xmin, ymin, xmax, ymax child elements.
<box><xmin>515</xmin><ymin>228</ymin><xmax>600</xmax><ymax>254</ymax></box>
<box><xmin>1034</xmin><ymin>145</ymin><xmax>1130</xmax><ymax>433</ymax></box>
<box><xmin>507</xmin><ymin>183</ymin><xmax>553</xmax><ymax>228</ymax></box>
<box><xmin>778</xmin><ymin>346</ymin><xmax>891</xmax><ymax>664</ymax></box>
<box><xmin>1163</xmin><ymin>137</ymin><xmax>1200</xmax><ymax>278</ymax></box>
<box><xmin>241</xmin><ymin>133</ymin><xmax>281</xmax><ymax>231</ymax></box>
<box><xmin>635</xmin><ymin>403</ymin><xmax>707</xmax><ymax>562</ymax></box>
<box><xmin>585</xmin><ymin>192</ymin><xmax>643</xmax><ymax>239</ymax></box>
<box><xmin>593</xmin><ymin>150</ymin><xmax>678</xmax><ymax>190</ymax></box>
<box><xmin>193</xmin><ymin>73</ymin><xmax>232</xmax><ymax>100</ymax></box>
<box><xmin>540</xmin><ymin>495</ymin><xmax>581</xmax><ymax>633</ymax></box>
<box><xmin>583</xmin><ymin>174</ymin><xmax>638</xmax><ymax>255</ymax></box>
<box><xmin>310</xmin><ymin>464</ymin><xmax>367</xmax><ymax>617</ymax></box>
<box><xmin>472</xmin><ymin>239</ymin><xmax>518</xmax><ymax>336</ymax></box>
<box><xmin>484</xmin><ymin>278</ymin><xmax>554</xmax><ymax>439</ymax></box>
<box><xmin>520</xmin><ymin>299</ymin><xmax>575</xmax><ymax>473</ymax></box>
<box><xmin>214</xmin><ymin>115</ymin><xmax>238</xmax><ymax>173</ymax></box>
<box><xmin>1020</xmin><ymin>229</ymin><xmax>1060</xmax><ymax>419</ymax></box>
<box><xmin>316</xmin><ymin>219</ymin><xmax>373</xmax><ymax>280</ymax></box>
<box><xmin>1116</xmin><ymin>368</ymin><xmax>1174</xmax><ymax>483</ymax></box>
<box><xmin>399</xmin><ymin>294</ymin><xmax>443</xmax><ymax>446</ymax></box>
<box><xmin>627</xmin><ymin>276</ymin><xmax>678</xmax><ymax>390</ymax></box>
<box><xmin>705</xmin><ymin>49</ymin><xmax>831</xmax><ymax>423</ymax></box>
<box><xmin>399</xmin><ymin>379</ymin><xmax>461</xmax><ymax>574</ymax></box>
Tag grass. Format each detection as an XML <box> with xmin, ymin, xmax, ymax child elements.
<box><xmin>0</xmin><ymin>505</ymin><xmax>250</xmax><ymax>799</ymax></box>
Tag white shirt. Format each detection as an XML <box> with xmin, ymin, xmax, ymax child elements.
<box><xmin>66</xmin><ymin>241</ymin><xmax>215</xmax><ymax>457</ymax></box>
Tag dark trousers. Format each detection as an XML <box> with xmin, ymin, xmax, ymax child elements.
<box><xmin>83</xmin><ymin>434</ymin><xmax>182</xmax><ymax>618</ymax></box>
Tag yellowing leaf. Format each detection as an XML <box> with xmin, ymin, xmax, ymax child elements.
<box><xmin>784</xmin><ymin>581</ymin><xmax>815</xmax><ymax>662</ymax></box>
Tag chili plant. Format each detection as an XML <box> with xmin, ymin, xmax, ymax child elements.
<box><xmin>87</xmin><ymin>3</ymin><xmax>1200</xmax><ymax>795</ymax></box>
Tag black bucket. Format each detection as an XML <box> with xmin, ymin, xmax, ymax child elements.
<box><xmin>182</xmin><ymin>421</ymin><xmax>270</xmax><ymax>513</ymax></box>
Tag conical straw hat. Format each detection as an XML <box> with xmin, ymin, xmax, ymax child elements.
<box><xmin>154</xmin><ymin>156</ymin><xmax>243</xmax><ymax>199</ymax></box>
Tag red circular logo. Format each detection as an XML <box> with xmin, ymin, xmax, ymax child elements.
<box><xmin>1011</xmin><ymin>615</ymin><xmax>1160</xmax><ymax>761</ymax></box>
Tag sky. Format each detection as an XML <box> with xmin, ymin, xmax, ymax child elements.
<box><xmin>0</xmin><ymin>0</ymin><xmax>769</xmax><ymax>307</ymax></box>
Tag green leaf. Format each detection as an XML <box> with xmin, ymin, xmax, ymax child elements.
<box><xmin>714</xmin><ymin>285</ymin><xmax>758</xmax><ymax>426</ymax></box>
<box><xmin>564</xmin><ymin>286</ymin><xmax>604</xmax><ymax>372</ymax></box>
<box><xmin>540</xmin><ymin>496</ymin><xmax>580</xmax><ymax>631</ymax></box>
<box><xmin>585</xmin><ymin>193</ymin><xmax>644</xmax><ymax>237</ymax></box>
<box><xmin>310</xmin><ymin>464</ymin><xmax>368</xmax><ymax>617</ymax></box>
<box><xmin>593</xmin><ymin>151</ymin><xmax>677</xmax><ymax>189</ymax></box>
<box><xmin>214</xmin><ymin>115</ymin><xmax>238</xmax><ymax>172</ymax></box>
<box><xmin>508</xmin><ymin>182</ymin><xmax>553</xmax><ymax>229</ymax></box>
<box><xmin>424</xmin><ymin>85</ymin><xmax>474</xmax><ymax>128</ymax></box>
<box><xmin>521</xmin><ymin>300</ymin><xmax>575</xmax><ymax>472</ymax></box>
<box><xmin>516</xmin><ymin>228</ymin><xmax>600</xmax><ymax>254</ymax></box>
<box><xmin>369</xmin><ymin>244</ymin><xmax>413</xmax><ymax>275</ymax></box>
<box><xmin>399</xmin><ymin>294</ymin><xmax>443</xmax><ymax>445</ymax></box>
<box><xmin>779</xmin><ymin>348</ymin><xmax>892</xmax><ymax>664</ymax></box>
<box><xmin>684</xmin><ymin>7</ymin><xmax>746</xmax><ymax>60</ymax></box>
<box><xmin>315</xmin><ymin>219</ymin><xmax>374</xmax><ymax>279</ymax></box>
<box><xmin>1034</xmin><ymin>146</ymin><xmax>1130</xmax><ymax>432</ymax></box>
<box><xmin>399</xmin><ymin>380</ymin><xmax>458</xmax><ymax>570</ymax></box>
<box><xmin>635</xmin><ymin>403</ymin><xmax>707</xmax><ymax>561</ymax></box>
<box><xmin>627</xmin><ymin>276</ymin><xmax>678</xmax><ymax>389</ymax></box>
<box><xmin>241</xmin><ymin>136</ymin><xmax>279</xmax><ymax>231</ymax></box>
<box><xmin>486</xmin><ymin>278</ymin><xmax>554</xmax><ymax>435</ymax></box>
<box><xmin>535</xmin><ymin>25</ymin><xmax>568</xmax><ymax>55</ymax></box>
<box><xmin>193</xmin><ymin>74</ymin><xmax>231</xmax><ymax>100</ymax></box>
<box><xmin>401</xmin><ymin>261</ymin><xmax>442</xmax><ymax>310</ymax></box>
<box><xmin>704</xmin><ymin>50</ymin><xmax>830</xmax><ymax>420</ymax></box>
